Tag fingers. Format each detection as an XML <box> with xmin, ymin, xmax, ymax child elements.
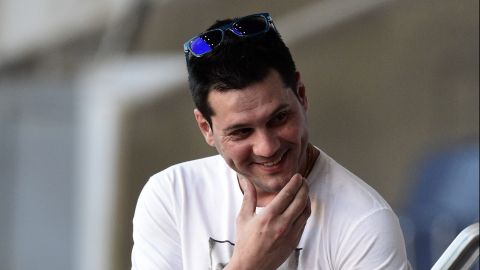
<box><xmin>290</xmin><ymin>198</ymin><xmax>311</xmax><ymax>242</ymax></box>
<box><xmin>238</xmin><ymin>177</ymin><xmax>257</xmax><ymax>219</ymax></box>
<box><xmin>268</xmin><ymin>174</ymin><xmax>306</xmax><ymax>216</ymax></box>
<box><xmin>282</xmin><ymin>179</ymin><xmax>310</xmax><ymax>221</ymax></box>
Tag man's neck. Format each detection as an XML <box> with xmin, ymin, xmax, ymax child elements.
<box><xmin>302</xmin><ymin>143</ymin><xmax>320</xmax><ymax>178</ymax></box>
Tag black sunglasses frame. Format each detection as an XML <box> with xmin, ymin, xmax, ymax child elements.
<box><xmin>183</xmin><ymin>13</ymin><xmax>275</xmax><ymax>57</ymax></box>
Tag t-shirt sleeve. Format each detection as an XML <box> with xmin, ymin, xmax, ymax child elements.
<box><xmin>336</xmin><ymin>208</ymin><xmax>412</xmax><ymax>270</ymax></box>
<box><xmin>131</xmin><ymin>174</ymin><xmax>183</xmax><ymax>269</ymax></box>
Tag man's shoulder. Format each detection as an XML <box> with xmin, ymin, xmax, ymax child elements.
<box><xmin>149</xmin><ymin>154</ymin><xmax>229</xmax><ymax>185</ymax></box>
<box><xmin>169</xmin><ymin>154</ymin><xmax>226</xmax><ymax>171</ymax></box>
<box><xmin>311</xmin><ymin>149</ymin><xmax>392</xmax><ymax>211</ymax></box>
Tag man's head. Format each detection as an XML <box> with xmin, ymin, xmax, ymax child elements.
<box><xmin>184</xmin><ymin>13</ymin><xmax>309</xmax><ymax>205</ymax></box>
<box><xmin>184</xmin><ymin>13</ymin><xmax>298</xmax><ymax>126</ymax></box>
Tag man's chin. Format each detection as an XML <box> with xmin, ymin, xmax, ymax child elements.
<box><xmin>255</xmin><ymin>174</ymin><xmax>294</xmax><ymax>192</ymax></box>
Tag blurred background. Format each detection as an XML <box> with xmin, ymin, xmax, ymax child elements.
<box><xmin>0</xmin><ymin>0</ymin><xmax>478</xmax><ymax>269</ymax></box>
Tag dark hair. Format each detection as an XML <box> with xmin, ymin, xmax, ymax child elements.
<box><xmin>185</xmin><ymin>16</ymin><xmax>297</xmax><ymax>125</ymax></box>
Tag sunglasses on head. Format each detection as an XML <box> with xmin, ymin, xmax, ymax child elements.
<box><xmin>183</xmin><ymin>13</ymin><xmax>275</xmax><ymax>58</ymax></box>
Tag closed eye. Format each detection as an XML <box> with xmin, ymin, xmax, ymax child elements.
<box><xmin>228</xmin><ymin>128</ymin><xmax>253</xmax><ymax>140</ymax></box>
<box><xmin>269</xmin><ymin>110</ymin><xmax>289</xmax><ymax>126</ymax></box>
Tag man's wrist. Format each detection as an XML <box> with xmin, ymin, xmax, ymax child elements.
<box><xmin>224</xmin><ymin>255</ymin><xmax>250</xmax><ymax>270</ymax></box>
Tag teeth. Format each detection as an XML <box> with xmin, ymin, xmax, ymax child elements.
<box><xmin>262</xmin><ymin>155</ymin><xmax>283</xmax><ymax>167</ymax></box>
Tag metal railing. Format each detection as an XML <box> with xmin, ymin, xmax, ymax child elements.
<box><xmin>431</xmin><ymin>222</ymin><xmax>479</xmax><ymax>270</ymax></box>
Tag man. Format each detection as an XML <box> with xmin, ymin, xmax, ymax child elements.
<box><xmin>131</xmin><ymin>13</ymin><xmax>411</xmax><ymax>269</ymax></box>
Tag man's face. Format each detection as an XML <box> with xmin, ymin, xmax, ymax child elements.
<box><xmin>194</xmin><ymin>69</ymin><xmax>309</xmax><ymax>205</ymax></box>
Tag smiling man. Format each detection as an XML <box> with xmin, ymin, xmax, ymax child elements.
<box><xmin>131</xmin><ymin>13</ymin><xmax>411</xmax><ymax>270</ymax></box>
<box><xmin>197</xmin><ymin>69</ymin><xmax>310</xmax><ymax>207</ymax></box>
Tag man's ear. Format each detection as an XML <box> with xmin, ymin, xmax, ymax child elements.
<box><xmin>295</xmin><ymin>72</ymin><xmax>308</xmax><ymax>111</ymax></box>
<box><xmin>194</xmin><ymin>108</ymin><xmax>215</xmax><ymax>147</ymax></box>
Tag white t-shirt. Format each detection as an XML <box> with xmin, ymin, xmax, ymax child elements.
<box><xmin>131</xmin><ymin>150</ymin><xmax>411</xmax><ymax>269</ymax></box>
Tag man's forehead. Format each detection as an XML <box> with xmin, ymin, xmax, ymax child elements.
<box><xmin>208</xmin><ymin>87</ymin><xmax>291</xmax><ymax>116</ymax></box>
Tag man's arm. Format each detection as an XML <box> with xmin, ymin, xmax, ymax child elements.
<box><xmin>226</xmin><ymin>174</ymin><xmax>311</xmax><ymax>270</ymax></box>
<box><xmin>131</xmin><ymin>178</ymin><xmax>182</xmax><ymax>269</ymax></box>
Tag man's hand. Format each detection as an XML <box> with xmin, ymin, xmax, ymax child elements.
<box><xmin>226</xmin><ymin>174</ymin><xmax>311</xmax><ymax>270</ymax></box>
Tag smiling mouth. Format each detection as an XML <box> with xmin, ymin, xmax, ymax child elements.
<box><xmin>259</xmin><ymin>151</ymin><xmax>287</xmax><ymax>167</ymax></box>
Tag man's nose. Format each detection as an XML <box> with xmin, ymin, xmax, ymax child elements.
<box><xmin>252</xmin><ymin>130</ymin><xmax>280</xmax><ymax>158</ymax></box>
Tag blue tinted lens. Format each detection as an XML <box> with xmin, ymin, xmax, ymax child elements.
<box><xmin>189</xmin><ymin>30</ymin><xmax>223</xmax><ymax>56</ymax></box>
<box><xmin>231</xmin><ymin>15</ymin><xmax>268</xmax><ymax>36</ymax></box>
<box><xmin>190</xmin><ymin>37</ymin><xmax>212</xmax><ymax>55</ymax></box>
<box><xmin>185</xmin><ymin>14</ymin><xmax>272</xmax><ymax>57</ymax></box>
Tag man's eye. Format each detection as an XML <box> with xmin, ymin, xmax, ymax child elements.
<box><xmin>229</xmin><ymin>128</ymin><xmax>252</xmax><ymax>140</ymax></box>
<box><xmin>271</xmin><ymin>111</ymin><xmax>289</xmax><ymax>125</ymax></box>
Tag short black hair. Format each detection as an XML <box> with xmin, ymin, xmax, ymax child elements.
<box><xmin>185</xmin><ymin>15</ymin><xmax>297</xmax><ymax>125</ymax></box>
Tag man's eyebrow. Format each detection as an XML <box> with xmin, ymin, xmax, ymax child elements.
<box><xmin>223</xmin><ymin>123</ymin><xmax>250</xmax><ymax>134</ymax></box>
<box><xmin>271</xmin><ymin>103</ymin><xmax>290</xmax><ymax>115</ymax></box>
<box><xmin>222</xmin><ymin>103</ymin><xmax>290</xmax><ymax>133</ymax></box>
<box><xmin>268</xmin><ymin>104</ymin><xmax>291</xmax><ymax>119</ymax></box>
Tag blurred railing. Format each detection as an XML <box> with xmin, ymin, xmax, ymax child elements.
<box><xmin>431</xmin><ymin>222</ymin><xmax>479</xmax><ymax>270</ymax></box>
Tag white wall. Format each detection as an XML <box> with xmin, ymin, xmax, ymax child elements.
<box><xmin>0</xmin><ymin>0</ymin><xmax>135</xmax><ymax>65</ymax></box>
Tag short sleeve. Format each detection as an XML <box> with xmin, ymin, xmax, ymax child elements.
<box><xmin>336</xmin><ymin>208</ymin><xmax>412</xmax><ymax>270</ymax></box>
<box><xmin>131</xmin><ymin>174</ymin><xmax>183</xmax><ymax>269</ymax></box>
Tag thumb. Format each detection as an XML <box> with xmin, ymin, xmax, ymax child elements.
<box><xmin>238</xmin><ymin>177</ymin><xmax>257</xmax><ymax>218</ymax></box>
